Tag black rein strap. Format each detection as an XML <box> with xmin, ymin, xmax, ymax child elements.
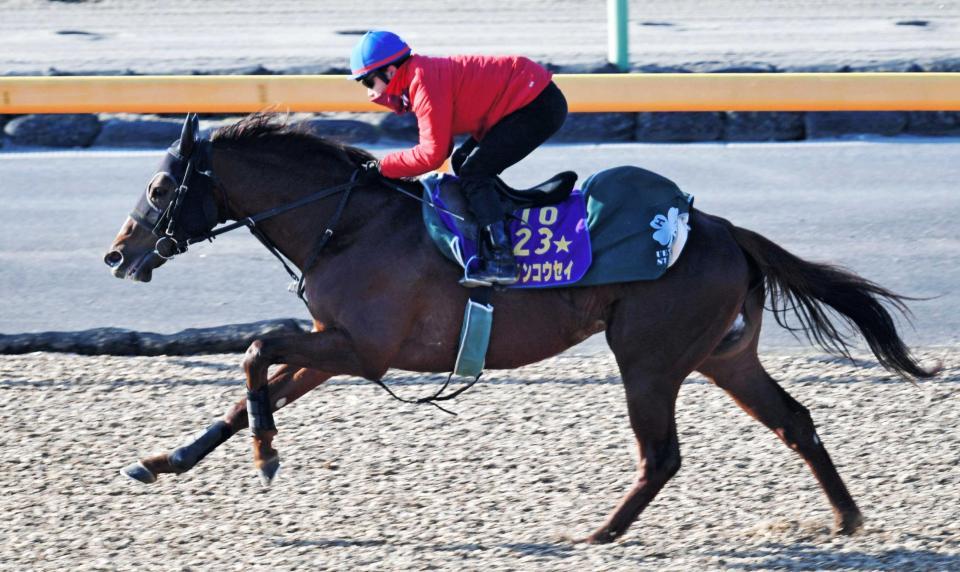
<box><xmin>189</xmin><ymin>174</ymin><xmax>360</xmax><ymax>306</ymax></box>
<box><xmin>190</xmin><ymin>178</ymin><xmax>357</xmax><ymax>246</ymax></box>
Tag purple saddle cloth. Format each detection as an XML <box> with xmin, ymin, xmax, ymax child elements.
<box><xmin>420</xmin><ymin>173</ymin><xmax>592</xmax><ymax>288</ymax></box>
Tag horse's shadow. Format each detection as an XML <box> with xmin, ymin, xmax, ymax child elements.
<box><xmin>269</xmin><ymin>536</ymin><xmax>960</xmax><ymax>569</ymax></box>
<box><xmin>501</xmin><ymin>542</ymin><xmax>577</xmax><ymax>558</ymax></box>
<box><xmin>707</xmin><ymin>543</ymin><xmax>960</xmax><ymax>571</ymax></box>
<box><xmin>271</xmin><ymin>537</ymin><xmax>578</xmax><ymax>558</ymax></box>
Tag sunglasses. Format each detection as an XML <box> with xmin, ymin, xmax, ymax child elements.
<box><xmin>357</xmin><ymin>74</ymin><xmax>377</xmax><ymax>89</ymax></box>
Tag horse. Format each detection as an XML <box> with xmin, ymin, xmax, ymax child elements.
<box><xmin>103</xmin><ymin>113</ymin><xmax>938</xmax><ymax>544</ymax></box>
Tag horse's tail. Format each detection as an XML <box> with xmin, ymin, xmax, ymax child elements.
<box><xmin>726</xmin><ymin>222</ymin><xmax>938</xmax><ymax>380</ymax></box>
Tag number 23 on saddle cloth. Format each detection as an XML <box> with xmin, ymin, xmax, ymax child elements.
<box><xmin>420</xmin><ymin>166</ymin><xmax>694</xmax><ymax>289</ymax></box>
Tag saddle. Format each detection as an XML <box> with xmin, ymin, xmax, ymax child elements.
<box><xmin>436</xmin><ymin>171</ymin><xmax>578</xmax><ymax>241</ymax></box>
<box><xmin>496</xmin><ymin>171</ymin><xmax>578</xmax><ymax>209</ymax></box>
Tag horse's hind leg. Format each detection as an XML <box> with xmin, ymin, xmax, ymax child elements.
<box><xmin>581</xmin><ymin>370</ymin><xmax>685</xmax><ymax>544</ymax></box>
<box><xmin>122</xmin><ymin>365</ymin><xmax>330</xmax><ymax>483</ymax></box>
<box><xmin>698</xmin><ymin>350</ymin><xmax>864</xmax><ymax>534</ymax></box>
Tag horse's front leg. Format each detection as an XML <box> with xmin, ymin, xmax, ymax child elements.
<box><xmin>123</xmin><ymin>365</ymin><xmax>330</xmax><ymax>484</ymax></box>
<box><xmin>243</xmin><ymin>329</ymin><xmax>371</xmax><ymax>485</ymax></box>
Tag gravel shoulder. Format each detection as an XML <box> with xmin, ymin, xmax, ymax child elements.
<box><xmin>1</xmin><ymin>348</ymin><xmax>957</xmax><ymax>571</ymax></box>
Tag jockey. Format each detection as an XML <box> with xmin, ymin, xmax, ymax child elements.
<box><xmin>350</xmin><ymin>30</ymin><xmax>568</xmax><ymax>287</ymax></box>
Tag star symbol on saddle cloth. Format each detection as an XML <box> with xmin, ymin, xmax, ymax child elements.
<box><xmin>553</xmin><ymin>235</ymin><xmax>572</xmax><ymax>253</ymax></box>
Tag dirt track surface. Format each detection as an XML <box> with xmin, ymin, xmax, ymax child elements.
<box><xmin>1</xmin><ymin>349</ymin><xmax>957</xmax><ymax>571</ymax></box>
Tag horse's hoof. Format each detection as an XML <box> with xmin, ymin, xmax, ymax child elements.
<box><xmin>584</xmin><ymin>534</ymin><xmax>616</xmax><ymax>545</ymax></box>
<box><xmin>569</xmin><ymin>529</ymin><xmax>617</xmax><ymax>544</ymax></box>
<box><xmin>834</xmin><ymin>511</ymin><xmax>864</xmax><ymax>535</ymax></box>
<box><xmin>257</xmin><ymin>457</ymin><xmax>281</xmax><ymax>487</ymax></box>
<box><xmin>120</xmin><ymin>462</ymin><xmax>157</xmax><ymax>484</ymax></box>
<box><xmin>564</xmin><ymin>534</ymin><xmax>592</xmax><ymax>545</ymax></box>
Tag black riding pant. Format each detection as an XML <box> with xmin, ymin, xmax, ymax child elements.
<box><xmin>455</xmin><ymin>81</ymin><xmax>567</xmax><ymax>227</ymax></box>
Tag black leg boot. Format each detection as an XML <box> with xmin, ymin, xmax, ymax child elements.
<box><xmin>457</xmin><ymin>174</ymin><xmax>518</xmax><ymax>287</ymax></box>
<box><xmin>484</xmin><ymin>221</ymin><xmax>519</xmax><ymax>285</ymax></box>
<box><xmin>462</xmin><ymin>221</ymin><xmax>519</xmax><ymax>287</ymax></box>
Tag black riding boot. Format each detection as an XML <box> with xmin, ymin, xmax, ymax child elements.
<box><xmin>463</xmin><ymin>220</ymin><xmax>520</xmax><ymax>287</ymax></box>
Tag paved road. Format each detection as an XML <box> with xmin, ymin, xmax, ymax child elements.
<box><xmin>2</xmin><ymin>0</ymin><xmax>959</xmax><ymax>75</ymax></box>
<box><xmin>1</xmin><ymin>139</ymin><xmax>958</xmax><ymax>354</ymax></box>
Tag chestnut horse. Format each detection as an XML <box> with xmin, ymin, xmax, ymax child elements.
<box><xmin>104</xmin><ymin>114</ymin><xmax>936</xmax><ymax>544</ymax></box>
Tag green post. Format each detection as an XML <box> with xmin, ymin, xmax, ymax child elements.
<box><xmin>607</xmin><ymin>0</ymin><xmax>629</xmax><ymax>71</ymax></box>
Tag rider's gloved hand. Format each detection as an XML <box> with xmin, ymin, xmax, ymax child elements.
<box><xmin>357</xmin><ymin>160</ymin><xmax>382</xmax><ymax>183</ymax></box>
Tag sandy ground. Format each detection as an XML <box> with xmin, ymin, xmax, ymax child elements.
<box><xmin>0</xmin><ymin>348</ymin><xmax>957</xmax><ymax>571</ymax></box>
<box><xmin>2</xmin><ymin>1</ymin><xmax>960</xmax><ymax>75</ymax></box>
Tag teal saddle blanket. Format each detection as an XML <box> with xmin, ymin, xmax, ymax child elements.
<box><xmin>421</xmin><ymin>165</ymin><xmax>695</xmax><ymax>287</ymax></box>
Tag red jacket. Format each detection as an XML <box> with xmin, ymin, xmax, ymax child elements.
<box><xmin>378</xmin><ymin>54</ymin><xmax>553</xmax><ymax>179</ymax></box>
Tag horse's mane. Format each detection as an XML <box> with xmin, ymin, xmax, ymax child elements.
<box><xmin>211</xmin><ymin>112</ymin><xmax>376</xmax><ymax>167</ymax></box>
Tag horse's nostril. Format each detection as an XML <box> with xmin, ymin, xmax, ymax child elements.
<box><xmin>104</xmin><ymin>250</ymin><xmax>123</xmax><ymax>268</ymax></box>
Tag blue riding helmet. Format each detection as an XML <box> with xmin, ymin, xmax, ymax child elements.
<box><xmin>350</xmin><ymin>30</ymin><xmax>412</xmax><ymax>79</ymax></box>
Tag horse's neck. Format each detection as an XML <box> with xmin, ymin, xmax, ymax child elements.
<box><xmin>212</xmin><ymin>147</ymin><xmax>418</xmax><ymax>270</ymax></box>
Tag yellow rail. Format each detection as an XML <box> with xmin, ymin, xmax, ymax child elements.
<box><xmin>1</xmin><ymin>73</ymin><xmax>959</xmax><ymax>114</ymax></box>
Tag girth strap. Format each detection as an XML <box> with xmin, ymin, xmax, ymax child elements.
<box><xmin>370</xmin><ymin>286</ymin><xmax>493</xmax><ymax>415</ymax></box>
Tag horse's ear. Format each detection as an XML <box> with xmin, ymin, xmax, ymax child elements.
<box><xmin>178</xmin><ymin>113</ymin><xmax>198</xmax><ymax>156</ymax></box>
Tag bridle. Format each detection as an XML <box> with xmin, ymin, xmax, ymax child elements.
<box><xmin>130</xmin><ymin>127</ymin><xmax>359</xmax><ymax>306</ymax></box>
<box><xmin>129</xmin><ymin>139</ymin><xmax>221</xmax><ymax>260</ymax></box>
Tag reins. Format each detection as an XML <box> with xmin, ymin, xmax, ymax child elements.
<box><xmin>190</xmin><ymin>178</ymin><xmax>359</xmax><ymax>246</ymax></box>
<box><xmin>187</xmin><ymin>173</ymin><xmax>361</xmax><ymax>306</ymax></box>
<box><xmin>370</xmin><ymin>372</ymin><xmax>482</xmax><ymax>416</ymax></box>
